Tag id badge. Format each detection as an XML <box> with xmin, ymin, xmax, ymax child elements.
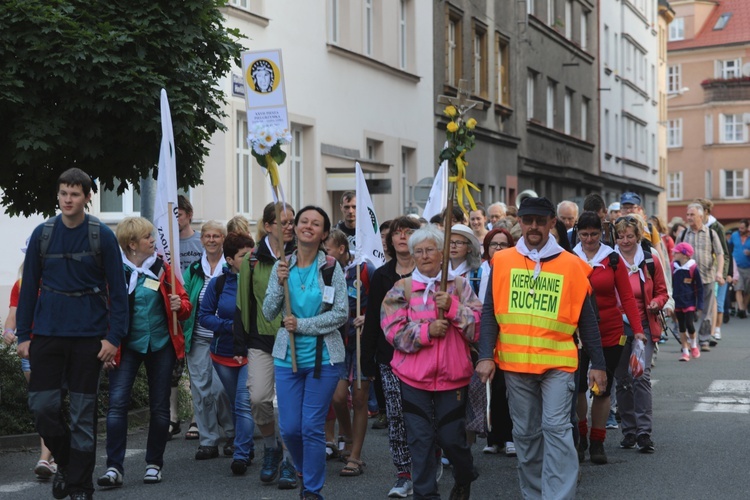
<box><xmin>323</xmin><ymin>285</ymin><xmax>335</xmax><ymax>304</ymax></box>
<box><xmin>144</xmin><ymin>278</ymin><xmax>160</xmax><ymax>291</ymax></box>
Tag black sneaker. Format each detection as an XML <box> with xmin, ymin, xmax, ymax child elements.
<box><xmin>739</xmin><ymin>310</ymin><xmax>747</xmax><ymax>319</ymax></box>
<box><xmin>52</xmin><ymin>466</ymin><xmax>69</xmax><ymax>499</ymax></box>
<box><xmin>223</xmin><ymin>440</ymin><xmax>235</xmax><ymax>456</ymax></box>
<box><xmin>195</xmin><ymin>445</ymin><xmax>219</xmax><ymax>460</ymax></box>
<box><xmin>589</xmin><ymin>440</ymin><xmax>607</xmax><ymax>465</ymax></box>
<box><xmin>230</xmin><ymin>459</ymin><xmax>248</xmax><ymax>476</ymax></box>
<box><xmin>620</xmin><ymin>434</ymin><xmax>636</xmax><ymax>449</ymax></box>
<box><xmin>577</xmin><ymin>434</ymin><xmax>588</xmax><ymax>463</ymax></box>
<box><xmin>636</xmin><ymin>434</ymin><xmax>655</xmax><ymax>453</ymax></box>
<box><xmin>449</xmin><ymin>482</ymin><xmax>471</xmax><ymax>500</ymax></box>
<box><xmin>371</xmin><ymin>412</ymin><xmax>388</xmax><ymax>429</ymax></box>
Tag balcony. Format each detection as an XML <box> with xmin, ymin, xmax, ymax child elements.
<box><xmin>702</xmin><ymin>77</ymin><xmax>750</xmax><ymax>102</ymax></box>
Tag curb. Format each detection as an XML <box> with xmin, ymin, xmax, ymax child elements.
<box><xmin>0</xmin><ymin>408</ymin><xmax>151</xmax><ymax>451</ymax></box>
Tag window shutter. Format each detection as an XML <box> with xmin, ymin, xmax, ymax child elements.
<box><xmin>744</xmin><ymin>169</ymin><xmax>749</xmax><ymax>198</ymax></box>
<box><xmin>715</xmin><ymin>60</ymin><xmax>721</xmax><ymax>78</ymax></box>
<box><xmin>719</xmin><ymin>169</ymin><xmax>726</xmax><ymax>198</ymax></box>
<box><xmin>719</xmin><ymin>114</ymin><xmax>726</xmax><ymax>143</ymax></box>
<box><xmin>705</xmin><ymin>114</ymin><xmax>713</xmax><ymax>145</ymax></box>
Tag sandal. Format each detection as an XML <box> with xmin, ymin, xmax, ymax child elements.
<box><xmin>340</xmin><ymin>458</ymin><xmax>365</xmax><ymax>477</ymax></box>
<box><xmin>325</xmin><ymin>442</ymin><xmax>339</xmax><ymax>460</ymax></box>
<box><xmin>185</xmin><ymin>422</ymin><xmax>199</xmax><ymax>440</ymax></box>
<box><xmin>167</xmin><ymin>420</ymin><xmax>181</xmax><ymax>441</ymax></box>
<box><xmin>143</xmin><ymin>464</ymin><xmax>162</xmax><ymax>484</ymax></box>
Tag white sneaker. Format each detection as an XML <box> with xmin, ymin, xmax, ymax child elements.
<box><xmin>388</xmin><ymin>476</ymin><xmax>413</xmax><ymax>498</ymax></box>
<box><xmin>505</xmin><ymin>441</ymin><xmax>517</xmax><ymax>457</ymax></box>
<box><xmin>714</xmin><ymin>329</ymin><xmax>722</xmax><ymax>340</ymax></box>
<box><xmin>483</xmin><ymin>444</ymin><xmax>499</xmax><ymax>454</ymax></box>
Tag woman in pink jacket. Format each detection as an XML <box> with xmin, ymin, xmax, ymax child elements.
<box><xmin>381</xmin><ymin>224</ymin><xmax>482</xmax><ymax>500</ymax></box>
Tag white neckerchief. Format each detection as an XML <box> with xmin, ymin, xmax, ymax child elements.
<box><xmin>412</xmin><ymin>268</ymin><xmax>443</xmax><ymax>305</ymax></box>
<box><xmin>515</xmin><ymin>236</ymin><xmax>564</xmax><ymax>278</ymax></box>
<box><xmin>573</xmin><ymin>242</ymin><xmax>614</xmax><ymax>269</ymax></box>
<box><xmin>121</xmin><ymin>250</ymin><xmax>159</xmax><ymax>294</ymax></box>
<box><xmin>201</xmin><ymin>251</ymin><xmax>226</xmax><ymax>279</ymax></box>
<box><xmin>674</xmin><ymin>258</ymin><xmax>696</xmax><ymax>272</ymax></box>
<box><xmin>449</xmin><ymin>260</ymin><xmax>470</xmax><ymax>280</ymax></box>
<box><xmin>344</xmin><ymin>259</ymin><xmax>357</xmax><ymax>273</ymax></box>
<box><xmin>615</xmin><ymin>244</ymin><xmax>645</xmax><ymax>282</ymax></box>
<box><xmin>264</xmin><ymin>237</ymin><xmax>278</xmax><ymax>259</ymax></box>
<box><xmin>707</xmin><ymin>214</ymin><xmax>717</xmax><ymax>226</ymax></box>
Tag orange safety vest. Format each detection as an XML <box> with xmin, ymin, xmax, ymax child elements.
<box><xmin>491</xmin><ymin>248</ymin><xmax>592</xmax><ymax>374</ymax></box>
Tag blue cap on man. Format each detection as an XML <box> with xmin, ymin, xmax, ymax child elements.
<box><xmin>620</xmin><ymin>192</ymin><xmax>641</xmax><ymax>206</ymax></box>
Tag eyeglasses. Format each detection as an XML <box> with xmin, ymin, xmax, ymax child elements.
<box><xmin>414</xmin><ymin>247</ymin><xmax>438</xmax><ymax>258</ymax></box>
<box><xmin>272</xmin><ymin>220</ymin><xmax>294</xmax><ymax>228</ymax></box>
<box><xmin>488</xmin><ymin>242</ymin><xmax>509</xmax><ymax>249</ymax></box>
<box><xmin>615</xmin><ymin>216</ymin><xmax>638</xmax><ymax>225</ymax></box>
<box><xmin>392</xmin><ymin>229</ymin><xmax>415</xmax><ymax>238</ymax></box>
<box><xmin>202</xmin><ymin>233</ymin><xmax>224</xmax><ymax>240</ymax></box>
<box><xmin>521</xmin><ymin>215</ymin><xmax>549</xmax><ymax>226</ymax></box>
<box><xmin>577</xmin><ymin>231</ymin><xmax>601</xmax><ymax>239</ymax></box>
<box><xmin>449</xmin><ymin>240</ymin><xmax>469</xmax><ymax>247</ymax></box>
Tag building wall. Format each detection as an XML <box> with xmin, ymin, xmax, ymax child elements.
<box><xmin>516</xmin><ymin>0</ymin><xmax>599</xmax><ymax>206</ymax></box>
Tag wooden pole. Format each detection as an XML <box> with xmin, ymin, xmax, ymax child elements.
<box><xmin>438</xmin><ymin>183</ymin><xmax>456</xmax><ymax>320</ymax></box>
<box><xmin>167</xmin><ymin>202</ymin><xmax>178</xmax><ymax>335</ymax></box>
<box><xmin>274</xmin><ymin>200</ymin><xmax>297</xmax><ymax>372</ymax></box>
<box><xmin>356</xmin><ymin>262</ymin><xmax>362</xmax><ymax>390</ymax></box>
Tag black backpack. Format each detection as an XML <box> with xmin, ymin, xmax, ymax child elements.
<box><xmin>39</xmin><ymin>214</ymin><xmax>103</xmax><ymax>269</ymax></box>
<box><xmin>609</xmin><ymin>250</ymin><xmax>655</xmax><ymax>279</ymax></box>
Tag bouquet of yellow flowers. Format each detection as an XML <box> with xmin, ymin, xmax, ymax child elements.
<box><xmin>438</xmin><ymin>105</ymin><xmax>480</xmax><ymax>212</ymax></box>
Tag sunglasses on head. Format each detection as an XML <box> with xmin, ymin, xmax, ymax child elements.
<box><xmin>615</xmin><ymin>216</ymin><xmax>638</xmax><ymax>225</ymax></box>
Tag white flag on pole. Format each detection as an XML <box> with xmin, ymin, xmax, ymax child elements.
<box><xmin>354</xmin><ymin>162</ymin><xmax>385</xmax><ymax>268</ymax></box>
<box><xmin>422</xmin><ymin>144</ymin><xmax>449</xmax><ymax>222</ymax></box>
<box><xmin>153</xmin><ymin>88</ymin><xmax>181</xmax><ymax>280</ymax></box>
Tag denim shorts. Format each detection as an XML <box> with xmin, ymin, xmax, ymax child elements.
<box><xmin>337</xmin><ymin>349</ymin><xmax>368</xmax><ymax>382</ymax></box>
<box><xmin>21</xmin><ymin>357</ymin><xmax>31</xmax><ymax>373</ymax></box>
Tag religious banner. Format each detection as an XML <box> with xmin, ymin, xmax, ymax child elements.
<box><xmin>354</xmin><ymin>162</ymin><xmax>386</xmax><ymax>268</ymax></box>
<box><xmin>241</xmin><ymin>49</ymin><xmax>289</xmax><ymax>129</ymax></box>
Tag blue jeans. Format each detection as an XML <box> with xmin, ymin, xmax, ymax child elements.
<box><xmin>212</xmin><ymin>361</ymin><xmax>255</xmax><ymax>461</ymax></box>
<box><xmin>716</xmin><ymin>282</ymin><xmax>728</xmax><ymax>313</ymax></box>
<box><xmin>106</xmin><ymin>344</ymin><xmax>176</xmax><ymax>472</ymax></box>
<box><xmin>276</xmin><ymin>364</ymin><xmax>338</xmax><ymax>498</ymax></box>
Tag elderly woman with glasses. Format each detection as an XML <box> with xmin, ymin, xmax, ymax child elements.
<box><xmin>613</xmin><ymin>215</ymin><xmax>668</xmax><ymax>455</ymax></box>
<box><xmin>448</xmin><ymin>223</ymin><xmax>483</xmax><ymax>296</ymax></box>
<box><xmin>571</xmin><ymin>212</ymin><xmax>644</xmax><ymax>465</ymax></box>
<box><xmin>381</xmin><ymin>224</ymin><xmax>482</xmax><ymax>499</ymax></box>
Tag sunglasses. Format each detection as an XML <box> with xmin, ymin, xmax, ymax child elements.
<box><xmin>615</xmin><ymin>216</ymin><xmax>639</xmax><ymax>225</ymax></box>
<box><xmin>521</xmin><ymin>215</ymin><xmax>550</xmax><ymax>226</ymax></box>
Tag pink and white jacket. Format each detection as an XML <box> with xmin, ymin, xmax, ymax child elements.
<box><xmin>381</xmin><ymin>277</ymin><xmax>482</xmax><ymax>391</ymax></box>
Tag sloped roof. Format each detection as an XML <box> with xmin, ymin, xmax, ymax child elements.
<box><xmin>669</xmin><ymin>0</ymin><xmax>750</xmax><ymax>50</ymax></box>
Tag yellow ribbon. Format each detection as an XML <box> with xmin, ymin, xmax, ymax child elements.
<box><xmin>448</xmin><ymin>150</ymin><xmax>479</xmax><ymax>213</ymax></box>
<box><xmin>264</xmin><ymin>154</ymin><xmax>280</xmax><ymax>188</ymax></box>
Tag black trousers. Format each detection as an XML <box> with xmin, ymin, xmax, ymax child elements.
<box><xmin>28</xmin><ymin>336</ymin><xmax>102</xmax><ymax>496</ymax></box>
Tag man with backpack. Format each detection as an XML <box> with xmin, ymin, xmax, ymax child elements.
<box><xmin>679</xmin><ymin>203</ymin><xmax>724</xmax><ymax>352</ymax></box>
<box><xmin>16</xmin><ymin>168</ymin><xmax>129</xmax><ymax>500</ymax></box>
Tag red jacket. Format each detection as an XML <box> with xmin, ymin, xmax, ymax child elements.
<box><xmin>619</xmin><ymin>252</ymin><xmax>669</xmax><ymax>343</ymax></box>
<box><xmin>589</xmin><ymin>255</ymin><xmax>644</xmax><ymax>347</ymax></box>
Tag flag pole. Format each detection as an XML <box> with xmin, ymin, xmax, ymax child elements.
<box><xmin>274</xmin><ymin>198</ymin><xmax>297</xmax><ymax>373</ymax></box>
<box><xmin>438</xmin><ymin>184</ymin><xmax>455</xmax><ymax>320</ymax></box>
<box><xmin>356</xmin><ymin>262</ymin><xmax>362</xmax><ymax>390</ymax></box>
<box><xmin>167</xmin><ymin>201</ymin><xmax>178</xmax><ymax>335</ymax></box>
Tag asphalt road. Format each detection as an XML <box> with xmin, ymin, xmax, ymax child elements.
<box><xmin>2</xmin><ymin>316</ymin><xmax>749</xmax><ymax>499</ymax></box>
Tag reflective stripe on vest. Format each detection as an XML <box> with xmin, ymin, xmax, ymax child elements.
<box><xmin>491</xmin><ymin>249</ymin><xmax>591</xmax><ymax>374</ymax></box>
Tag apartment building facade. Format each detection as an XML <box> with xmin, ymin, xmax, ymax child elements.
<box><xmin>667</xmin><ymin>0</ymin><xmax>750</xmax><ymax>226</ymax></box>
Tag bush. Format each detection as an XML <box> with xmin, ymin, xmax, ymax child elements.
<box><xmin>0</xmin><ymin>344</ymin><xmax>154</xmax><ymax>436</ymax></box>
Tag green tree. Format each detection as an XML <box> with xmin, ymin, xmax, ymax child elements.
<box><xmin>0</xmin><ymin>0</ymin><xmax>243</xmax><ymax>217</ymax></box>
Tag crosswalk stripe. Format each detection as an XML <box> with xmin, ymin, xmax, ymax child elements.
<box><xmin>693</xmin><ymin>380</ymin><xmax>750</xmax><ymax>413</ymax></box>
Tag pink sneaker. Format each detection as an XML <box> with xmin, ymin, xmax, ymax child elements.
<box><xmin>679</xmin><ymin>352</ymin><xmax>690</xmax><ymax>362</ymax></box>
<box><xmin>691</xmin><ymin>347</ymin><xmax>701</xmax><ymax>359</ymax></box>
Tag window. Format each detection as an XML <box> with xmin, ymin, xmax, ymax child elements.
<box><xmin>668</xmin><ymin>119</ymin><xmax>682</xmax><ymax>148</ymax></box>
<box><xmin>720</xmin><ymin>114</ymin><xmax>746</xmax><ymax>143</ymax></box>
<box><xmin>667</xmin><ymin>65</ymin><xmax>681</xmax><ymax>94</ymax></box>
<box><xmin>399</xmin><ymin>0</ymin><xmax>407</xmax><ymax>69</ymax></box>
<box><xmin>366</xmin><ymin>138</ymin><xmax>383</xmax><ymax>161</ymax></box>
<box><xmin>564</xmin><ymin>89</ymin><xmax>572</xmax><ymax>134</ymax></box>
<box><xmin>580</xmin><ymin>12</ymin><xmax>588</xmax><ymax>50</ymax></box>
<box><xmin>236</xmin><ymin>114</ymin><xmax>252</xmax><ymax>214</ymax></box>
<box><xmin>604</xmin><ymin>109</ymin><xmax>610</xmax><ymax>152</ymax></box>
<box><xmin>527</xmin><ymin>72</ymin><xmax>536</xmax><ymax>119</ymax></box>
<box><xmin>546</xmin><ymin>80</ymin><xmax>556</xmax><ymax>128</ymax></box>
<box><xmin>705</xmin><ymin>114</ymin><xmax>714</xmax><ymax>145</ymax></box>
<box><xmin>705</xmin><ymin>170</ymin><xmax>713</xmax><ymax>198</ymax></box>
<box><xmin>496</xmin><ymin>34</ymin><xmax>510</xmax><ymax>106</ymax></box>
<box><xmin>99</xmin><ymin>183</ymin><xmax>141</xmax><ymax>216</ymax></box>
<box><xmin>447</xmin><ymin>13</ymin><xmax>462</xmax><ymax>86</ymax></box>
<box><xmin>718</xmin><ymin>59</ymin><xmax>741</xmax><ymax>79</ymax></box>
<box><xmin>604</xmin><ymin>25</ymin><xmax>609</xmax><ymax>65</ymax></box>
<box><xmin>668</xmin><ymin>172</ymin><xmax>683</xmax><ymax>200</ymax></box>
<box><xmin>329</xmin><ymin>0</ymin><xmax>339</xmax><ymax>44</ymax></box>
<box><xmin>401</xmin><ymin>147</ymin><xmax>415</xmax><ymax>213</ymax></box>
<box><xmin>364</xmin><ymin>0</ymin><xmax>373</xmax><ymax>56</ymax></box>
<box><xmin>714</xmin><ymin>12</ymin><xmax>732</xmax><ymax>30</ymax></box>
<box><xmin>547</xmin><ymin>0</ymin><xmax>555</xmax><ymax>27</ymax></box>
<box><xmin>289</xmin><ymin>127</ymin><xmax>304</xmax><ymax>210</ymax></box>
<box><xmin>581</xmin><ymin>98</ymin><xmax>589</xmax><ymax>140</ymax></box>
<box><xmin>721</xmin><ymin>169</ymin><xmax>748</xmax><ymax>199</ymax></box>
<box><xmin>564</xmin><ymin>1</ymin><xmax>573</xmax><ymax>39</ymax></box>
<box><xmin>527</xmin><ymin>0</ymin><xmax>534</xmax><ymax>15</ymax></box>
<box><xmin>669</xmin><ymin>18</ymin><xmax>684</xmax><ymax>41</ymax></box>
<box><xmin>473</xmin><ymin>25</ymin><xmax>487</xmax><ymax>97</ymax></box>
